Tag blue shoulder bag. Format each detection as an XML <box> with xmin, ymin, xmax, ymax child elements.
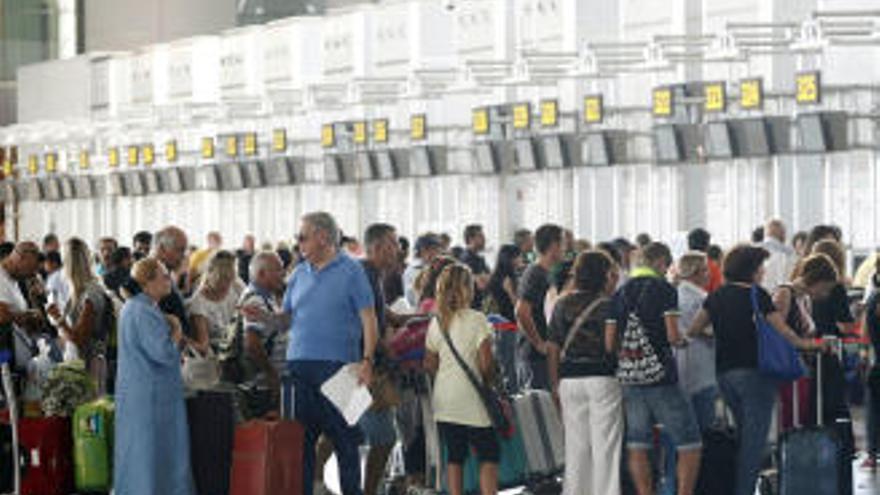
<box><xmin>752</xmin><ymin>285</ymin><xmax>805</xmax><ymax>381</ymax></box>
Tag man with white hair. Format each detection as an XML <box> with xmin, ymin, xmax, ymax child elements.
<box><xmin>238</xmin><ymin>251</ymin><xmax>287</xmax><ymax>395</ymax></box>
<box><xmin>275</xmin><ymin>211</ymin><xmax>377</xmax><ymax>495</ymax></box>
<box><xmin>761</xmin><ymin>218</ymin><xmax>796</xmax><ymax>292</ymax></box>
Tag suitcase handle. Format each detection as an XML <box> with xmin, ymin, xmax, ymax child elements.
<box><xmin>794</xmin><ymin>337</ymin><xmax>843</xmax><ymax>428</ymax></box>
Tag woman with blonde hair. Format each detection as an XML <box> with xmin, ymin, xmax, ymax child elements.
<box><xmin>186</xmin><ymin>250</ymin><xmax>243</xmax><ymax>354</ymax></box>
<box><xmin>114</xmin><ymin>257</ymin><xmax>193</xmax><ymax>495</ymax></box>
<box><xmin>424</xmin><ymin>264</ymin><xmax>499</xmax><ymax>495</ymax></box>
<box><xmin>674</xmin><ymin>251</ymin><xmax>718</xmax><ymax>433</ymax></box>
<box><xmin>47</xmin><ymin>237</ymin><xmax>112</xmax><ymax>384</ymax></box>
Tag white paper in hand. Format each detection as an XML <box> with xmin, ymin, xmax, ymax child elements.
<box><xmin>320</xmin><ymin>363</ymin><xmax>373</xmax><ymax>426</ymax></box>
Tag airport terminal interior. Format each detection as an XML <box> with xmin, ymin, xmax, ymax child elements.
<box><xmin>3</xmin><ymin>0</ymin><xmax>880</xmax><ymax>494</ymax></box>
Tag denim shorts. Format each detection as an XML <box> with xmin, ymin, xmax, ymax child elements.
<box><xmin>623</xmin><ymin>383</ymin><xmax>702</xmax><ymax>451</ymax></box>
<box><xmin>358</xmin><ymin>408</ymin><xmax>397</xmax><ymax>447</ymax></box>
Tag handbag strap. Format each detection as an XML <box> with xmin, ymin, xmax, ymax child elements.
<box><xmin>561</xmin><ymin>296</ymin><xmax>608</xmax><ymax>360</ymax></box>
<box><xmin>750</xmin><ymin>285</ymin><xmax>766</xmax><ymax>324</ymax></box>
<box><xmin>435</xmin><ymin>316</ymin><xmax>488</xmax><ymax>399</ymax></box>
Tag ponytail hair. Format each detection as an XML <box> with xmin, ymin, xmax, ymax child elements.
<box><xmin>435</xmin><ymin>264</ymin><xmax>474</xmax><ymax>332</ymax></box>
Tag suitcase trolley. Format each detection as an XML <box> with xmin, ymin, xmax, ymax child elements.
<box><xmin>512</xmin><ymin>389</ymin><xmax>564</xmax><ymax>492</ymax></box>
<box><xmin>73</xmin><ymin>397</ymin><xmax>115</xmax><ymax>493</ymax></box>
<box><xmin>229</xmin><ymin>420</ymin><xmax>305</xmax><ymax>495</ymax></box>
<box><xmin>694</xmin><ymin>399</ymin><xmax>737</xmax><ymax>495</ymax></box>
<box><xmin>778</xmin><ymin>339</ymin><xmax>853</xmax><ymax>495</ymax></box>
<box><xmin>186</xmin><ymin>389</ymin><xmax>236</xmax><ymax>495</ymax></box>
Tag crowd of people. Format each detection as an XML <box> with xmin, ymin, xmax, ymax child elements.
<box><xmin>0</xmin><ymin>213</ymin><xmax>878</xmax><ymax>495</ymax></box>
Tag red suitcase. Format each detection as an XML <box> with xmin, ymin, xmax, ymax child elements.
<box><xmin>229</xmin><ymin>420</ymin><xmax>304</xmax><ymax>495</ymax></box>
<box><xmin>19</xmin><ymin>417</ymin><xmax>74</xmax><ymax>495</ymax></box>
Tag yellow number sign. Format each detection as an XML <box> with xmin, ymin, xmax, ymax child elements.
<box><xmin>373</xmin><ymin>119</ymin><xmax>388</xmax><ymax>144</ymax></box>
<box><xmin>202</xmin><ymin>137</ymin><xmax>215</xmax><ymax>159</ymax></box>
<box><xmin>513</xmin><ymin>103</ymin><xmax>531</xmax><ymax>130</ymax></box>
<box><xmin>3</xmin><ymin>161</ymin><xmax>12</xmax><ymax>177</ymax></box>
<box><xmin>540</xmin><ymin>100</ymin><xmax>558</xmax><ymax>127</ymax></box>
<box><xmin>244</xmin><ymin>133</ymin><xmax>257</xmax><ymax>156</ymax></box>
<box><xmin>472</xmin><ymin>108</ymin><xmax>489</xmax><ymax>135</ymax></box>
<box><xmin>127</xmin><ymin>146</ymin><xmax>139</xmax><ymax>166</ymax></box>
<box><xmin>108</xmin><ymin>148</ymin><xmax>120</xmax><ymax>168</ymax></box>
<box><xmin>704</xmin><ymin>82</ymin><xmax>726</xmax><ymax>113</ymax></box>
<box><xmin>321</xmin><ymin>125</ymin><xmax>335</xmax><ymax>148</ymax></box>
<box><xmin>584</xmin><ymin>95</ymin><xmax>603</xmax><ymax>124</ymax></box>
<box><xmin>653</xmin><ymin>87</ymin><xmax>673</xmax><ymax>117</ymax></box>
<box><xmin>353</xmin><ymin>121</ymin><xmax>367</xmax><ymax>144</ymax></box>
<box><xmin>796</xmin><ymin>71</ymin><xmax>821</xmax><ymax>105</ymax></box>
<box><xmin>410</xmin><ymin>114</ymin><xmax>426</xmax><ymax>141</ymax></box>
<box><xmin>226</xmin><ymin>136</ymin><xmax>239</xmax><ymax>158</ymax></box>
<box><xmin>28</xmin><ymin>155</ymin><xmax>38</xmax><ymax>175</ymax></box>
<box><xmin>166</xmin><ymin>141</ymin><xmax>178</xmax><ymax>162</ymax></box>
<box><xmin>45</xmin><ymin>153</ymin><xmax>57</xmax><ymax>173</ymax></box>
<box><xmin>142</xmin><ymin>144</ymin><xmax>155</xmax><ymax>166</ymax></box>
<box><xmin>740</xmin><ymin>78</ymin><xmax>763</xmax><ymax>110</ymax></box>
<box><xmin>273</xmin><ymin>129</ymin><xmax>287</xmax><ymax>152</ymax></box>
<box><xmin>79</xmin><ymin>151</ymin><xmax>90</xmax><ymax>170</ymax></box>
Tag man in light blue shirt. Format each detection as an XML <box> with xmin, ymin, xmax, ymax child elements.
<box><xmin>282</xmin><ymin>211</ymin><xmax>378</xmax><ymax>495</ymax></box>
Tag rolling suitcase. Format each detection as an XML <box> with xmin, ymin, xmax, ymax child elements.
<box><xmin>229</xmin><ymin>420</ymin><xmax>304</xmax><ymax>495</ymax></box>
<box><xmin>18</xmin><ymin>417</ymin><xmax>74</xmax><ymax>495</ymax></box>
<box><xmin>73</xmin><ymin>397</ymin><xmax>115</xmax><ymax>492</ymax></box>
<box><xmin>186</xmin><ymin>389</ymin><xmax>236</xmax><ymax>495</ymax></box>
<box><xmin>778</xmin><ymin>343</ymin><xmax>852</xmax><ymax>495</ymax></box>
<box><xmin>512</xmin><ymin>390</ymin><xmax>564</xmax><ymax>479</ymax></box>
<box><xmin>694</xmin><ymin>401</ymin><xmax>737</xmax><ymax>495</ymax></box>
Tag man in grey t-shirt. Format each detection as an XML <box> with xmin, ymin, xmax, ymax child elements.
<box><xmin>515</xmin><ymin>224</ymin><xmax>563</xmax><ymax>391</ymax></box>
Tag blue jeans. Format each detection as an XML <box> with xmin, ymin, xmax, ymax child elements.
<box><xmin>717</xmin><ymin>369</ymin><xmax>778</xmax><ymax>495</ymax></box>
<box><xmin>288</xmin><ymin>360</ymin><xmax>364</xmax><ymax>495</ymax></box>
<box><xmin>691</xmin><ymin>386</ymin><xmax>721</xmax><ymax>433</ymax></box>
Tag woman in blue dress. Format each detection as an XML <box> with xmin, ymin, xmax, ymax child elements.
<box><xmin>114</xmin><ymin>258</ymin><xmax>193</xmax><ymax>495</ymax></box>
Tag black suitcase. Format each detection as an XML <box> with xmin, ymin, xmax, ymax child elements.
<box><xmin>694</xmin><ymin>411</ymin><xmax>737</xmax><ymax>495</ymax></box>
<box><xmin>0</xmin><ymin>421</ymin><xmax>11</xmax><ymax>493</ymax></box>
<box><xmin>186</xmin><ymin>389</ymin><xmax>236</xmax><ymax>495</ymax></box>
<box><xmin>779</xmin><ymin>342</ymin><xmax>852</xmax><ymax>495</ymax></box>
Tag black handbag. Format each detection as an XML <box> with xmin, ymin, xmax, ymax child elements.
<box><xmin>436</xmin><ymin>318</ymin><xmax>514</xmax><ymax>438</ymax></box>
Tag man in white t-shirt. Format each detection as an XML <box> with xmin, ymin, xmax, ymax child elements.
<box><xmin>403</xmin><ymin>234</ymin><xmax>443</xmax><ymax>308</ymax></box>
<box><xmin>0</xmin><ymin>242</ymin><xmax>45</xmax><ymax>372</ymax></box>
<box><xmin>761</xmin><ymin>219</ymin><xmax>797</xmax><ymax>292</ymax></box>
<box><xmin>43</xmin><ymin>251</ymin><xmax>70</xmax><ymax>311</ymax></box>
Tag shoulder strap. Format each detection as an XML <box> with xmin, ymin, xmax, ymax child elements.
<box><xmin>435</xmin><ymin>317</ymin><xmax>487</xmax><ymax>397</ymax></box>
<box><xmin>750</xmin><ymin>285</ymin><xmax>765</xmax><ymax>322</ymax></box>
<box><xmin>624</xmin><ymin>277</ymin><xmax>654</xmax><ymax>316</ymax></box>
<box><xmin>561</xmin><ymin>296</ymin><xmax>608</xmax><ymax>359</ymax></box>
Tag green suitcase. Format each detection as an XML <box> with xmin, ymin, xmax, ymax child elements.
<box><xmin>73</xmin><ymin>397</ymin><xmax>115</xmax><ymax>492</ymax></box>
